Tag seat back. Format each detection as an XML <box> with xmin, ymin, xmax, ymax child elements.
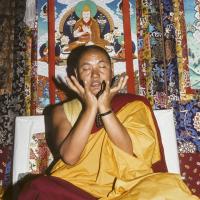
<box><xmin>153</xmin><ymin>109</ymin><xmax>180</xmax><ymax>174</ymax></box>
<box><xmin>13</xmin><ymin>109</ymin><xmax>180</xmax><ymax>183</ymax></box>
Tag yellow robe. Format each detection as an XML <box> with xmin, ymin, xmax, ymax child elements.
<box><xmin>51</xmin><ymin>99</ymin><xmax>199</xmax><ymax>200</ymax></box>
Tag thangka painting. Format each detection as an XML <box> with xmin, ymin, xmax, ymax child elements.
<box><xmin>37</xmin><ymin>0</ymin><xmax>138</xmax><ymax>110</ymax></box>
<box><xmin>184</xmin><ymin>0</ymin><xmax>200</xmax><ymax>90</ymax></box>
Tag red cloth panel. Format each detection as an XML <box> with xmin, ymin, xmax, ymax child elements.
<box><xmin>18</xmin><ymin>175</ymin><xmax>97</xmax><ymax>200</ymax></box>
<box><xmin>179</xmin><ymin>153</ymin><xmax>200</xmax><ymax>197</ymax></box>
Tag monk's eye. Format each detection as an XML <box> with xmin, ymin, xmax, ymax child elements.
<box><xmin>99</xmin><ymin>65</ymin><xmax>106</xmax><ymax>69</ymax></box>
<box><xmin>82</xmin><ymin>66</ymin><xmax>90</xmax><ymax>71</ymax></box>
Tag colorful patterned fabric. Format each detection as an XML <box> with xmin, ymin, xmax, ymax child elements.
<box><xmin>174</xmin><ymin>100</ymin><xmax>200</xmax><ymax>153</ymax></box>
<box><xmin>30</xmin><ymin>28</ymin><xmax>38</xmax><ymax>115</ymax></box>
<box><xmin>29</xmin><ymin>132</ymin><xmax>52</xmax><ymax>174</ymax></box>
<box><xmin>24</xmin><ymin>32</ymin><xmax>33</xmax><ymax>115</ymax></box>
<box><xmin>0</xmin><ymin>0</ymin><xmax>27</xmax><ymax>192</ymax></box>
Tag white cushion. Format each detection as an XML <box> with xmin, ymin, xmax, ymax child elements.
<box><xmin>154</xmin><ymin>109</ymin><xmax>180</xmax><ymax>174</ymax></box>
<box><xmin>13</xmin><ymin>115</ymin><xmax>46</xmax><ymax>183</ymax></box>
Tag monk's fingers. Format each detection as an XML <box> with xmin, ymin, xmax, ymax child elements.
<box><xmin>104</xmin><ymin>81</ymin><xmax>110</xmax><ymax>94</ymax></box>
<box><xmin>110</xmin><ymin>82</ymin><xmax>121</xmax><ymax>95</ymax></box>
<box><xmin>65</xmin><ymin>76</ymin><xmax>80</xmax><ymax>94</ymax></box>
<box><xmin>114</xmin><ymin>76</ymin><xmax>124</xmax><ymax>90</ymax></box>
<box><xmin>83</xmin><ymin>80</ymin><xmax>91</xmax><ymax>95</ymax></box>
<box><xmin>111</xmin><ymin>75</ymin><xmax>120</xmax><ymax>88</ymax></box>
<box><xmin>116</xmin><ymin>73</ymin><xmax>129</xmax><ymax>90</ymax></box>
<box><xmin>110</xmin><ymin>75</ymin><xmax>127</xmax><ymax>95</ymax></box>
<box><xmin>121</xmin><ymin>75</ymin><xmax>128</xmax><ymax>89</ymax></box>
<box><xmin>70</xmin><ymin>76</ymin><xmax>85</xmax><ymax>94</ymax></box>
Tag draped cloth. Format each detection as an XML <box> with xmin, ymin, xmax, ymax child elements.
<box><xmin>18</xmin><ymin>94</ymin><xmax>199</xmax><ymax>199</ymax></box>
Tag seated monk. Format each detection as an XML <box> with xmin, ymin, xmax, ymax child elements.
<box><xmin>18</xmin><ymin>45</ymin><xmax>199</xmax><ymax>200</ymax></box>
<box><xmin>67</xmin><ymin>5</ymin><xmax>109</xmax><ymax>51</ymax></box>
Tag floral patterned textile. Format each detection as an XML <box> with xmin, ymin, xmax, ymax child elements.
<box><xmin>24</xmin><ymin>33</ymin><xmax>33</xmax><ymax>115</ymax></box>
<box><xmin>29</xmin><ymin>133</ymin><xmax>53</xmax><ymax>174</ymax></box>
<box><xmin>174</xmin><ymin>100</ymin><xmax>200</xmax><ymax>153</ymax></box>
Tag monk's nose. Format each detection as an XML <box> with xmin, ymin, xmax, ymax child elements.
<box><xmin>91</xmin><ymin>68</ymin><xmax>100</xmax><ymax>77</ymax></box>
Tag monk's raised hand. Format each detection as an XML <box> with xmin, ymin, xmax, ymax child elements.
<box><xmin>83</xmin><ymin>79</ymin><xmax>98</xmax><ymax>109</ymax></box>
<box><xmin>110</xmin><ymin>74</ymin><xmax>128</xmax><ymax>95</ymax></box>
<box><xmin>97</xmin><ymin>80</ymin><xmax>112</xmax><ymax>113</ymax></box>
<box><xmin>65</xmin><ymin>76</ymin><xmax>84</xmax><ymax>96</ymax></box>
<box><xmin>65</xmin><ymin>76</ymin><xmax>97</xmax><ymax>110</ymax></box>
<box><xmin>97</xmin><ymin>74</ymin><xmax>128</xmax><ymax>113</ymax></box>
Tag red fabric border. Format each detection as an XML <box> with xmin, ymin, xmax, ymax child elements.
<box><xmin>122</xmin><ymin>0</ymin><xmax>135</xmax><ymax>94</ymax></box>
<box><xmin>18</xmin><ymin>175</ymin><xmax>97</xmax><ymax>200</ymax></box>
<box><xmin>48</xmin><ymin>0</ymin><xmax>55</xmax><ymax>104</ymax></box>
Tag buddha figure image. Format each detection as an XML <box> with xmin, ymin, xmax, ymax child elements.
<box><xmin>67</xmin><ymin>3</ymin><xmax>109</xmax><ymax>51</ymax></box>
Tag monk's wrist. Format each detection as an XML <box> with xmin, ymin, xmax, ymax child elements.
<box><xmin>98</xmin><ymin>106</ymin><xmax>111</xmax><ymax>114</ymax></box>
<box><xmin>85</xmin><ymin>105</ymin><xmax>97</xmax><ymax>115</ymax></box>
<box><xmin>99</xmin><ymin>110</ymin><xmax>112</xmax><ymax>117</ymax></box>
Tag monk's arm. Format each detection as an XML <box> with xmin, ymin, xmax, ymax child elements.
<box><xmin>98</xmin><ymin>76</ymin><xmax>133</xmax><ymax>155</ymax></box>
<box><xmin>100</xmin><ymin>111</ymin><xmax>133</xmax><ymax>155</ymax></box>
<box><xmin>52</xmin><ymin>105</ymin><xmax>96</xmax><ymax>165</ymax></box>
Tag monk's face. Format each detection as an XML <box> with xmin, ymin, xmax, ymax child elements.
<box><xmin>77</xmin><ymin>50</ymin><xmax>113</xmax><ymax>95</ymax></box>
<box><xmin>82</xmin><ymin>11</ymin><xmax>91</xmax><ymax>23</ymax></box>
